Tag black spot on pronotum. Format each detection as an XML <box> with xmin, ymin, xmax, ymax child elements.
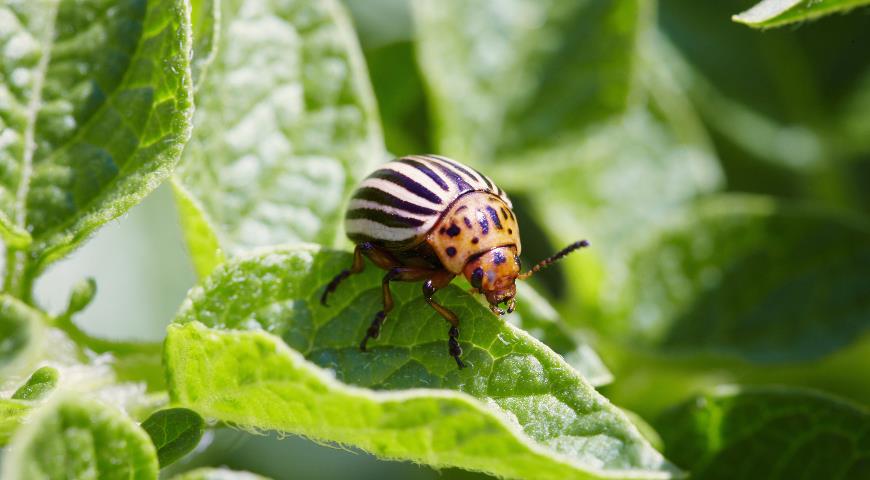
<box><xmin>508</xmin><ymin>228</ymin><xmax>513</xmax><ymax>234</ymax></box>
<box><xmin>471</xmin><ymin>237</ymin><xmax>479</xmax><ymax>244</ymax></box>
<box><xmin>463</xmin><ymin>217</ymin><xmax>473</xmax><ymax>228</ymax></box>
<box><xmin>446</xmin><ymin>224</ymin><xmax>461</xmax><ymax>237</ymax></box>
<box><xmin>470</xmin><ymin>267</ymin><xmax>484</xmax><ymax>288</ymax></box>
<box><xmin>446</xmin><ymin>247</ymin><xmax>457</xmax><ymax>257</ymax></box>
<box><xmin>493</xmin><ymin>250</ymin><xmax>506</xmax><ymax>265</ymax></box>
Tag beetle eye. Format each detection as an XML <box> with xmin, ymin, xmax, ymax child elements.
<box><xmin>515</xmin><ymin>255</ymin><xmax>521</xmax><ymax>269</ymax></box>
<box><xmin>470</xmin><ymin>267</ymin><xmax>484</xmax><ymax>288</ymax></box>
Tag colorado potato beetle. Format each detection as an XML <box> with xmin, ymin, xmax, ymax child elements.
<box><xmin>321</xmin><ymin>155</ymin><xmax>589</xmax><ymax>368</ymax></box>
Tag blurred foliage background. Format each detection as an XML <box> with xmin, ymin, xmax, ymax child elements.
<box><xmin>10</xmin><ymin>0</ymin><xmax>869</xmax><ymax>478</ymax></box>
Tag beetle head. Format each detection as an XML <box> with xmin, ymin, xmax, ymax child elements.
<box><xmin>463</xmin><ymin>246</ymin><xmax>520</xmax><ymax>315</ymax></box>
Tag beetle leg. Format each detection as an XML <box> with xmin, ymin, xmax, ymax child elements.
<box><xmin>321</xmin><ymin>242</ymin><xmax>399</xmax><ymax>306</ymax></box>
<box><xmin>360</xmin><ymin>267</ymin><xmax>433</xmax><ymax>351</ymax></box>
<box><xmin>422</xmin><ymin>271</ymin><xmax>465</xmax><ymax>369</ymax></box>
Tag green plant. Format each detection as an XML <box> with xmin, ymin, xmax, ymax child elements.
<box><xmin>1</xmin><ymin>0</ymin><xmax>868</xmax><ymax>479</ymax></box>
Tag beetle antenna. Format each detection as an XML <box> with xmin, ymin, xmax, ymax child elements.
<box><xmin>518</xmin><ymin>240</ymin><xmax>590</xmax><ymax>280</ymax></box>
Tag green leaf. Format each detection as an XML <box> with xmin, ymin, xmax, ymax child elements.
<box><xmin>656</xmin><ymin>386</ymin><xmax>870</xmax><ymax>479</ymax></box>
<box><xmin>1</xmin><ymin>396</ymin><xmax>159</xmax><ymax>479</ymax></box>
<box><xmin>0</xmin><ymin>294</ymin><xmax>43</xmax><ymax>374</ymax></box>
<box><xmin>510</xmin><ymin>283</ymin><xmax>612</xmax><ymax>387</ymax></box>
<box><xmin>141</xmin><ymin>407</ymin><xmax>205</xmax><ymax>467</ymax></box>
<box><xmin>165</xmin><ymin>246</ymin><xmax>678</xmax><ymax>480</ymax></box>
<box><xmin>0</xmin><ymin>399</ymin><xmax>30</xmax><ymax>446</ymax></box>
<box><xmin>0</xmin><ymin>0</ymin><xmax>194</xmax><ymax>278</ymax></box>
<box><xmin>172</xmin><ymin>467</ymin><xmax>271</xmax><ymax>480</ymax></box>
<box><xmin>190</xmin><ymin>0</ymin><xmax>220</xmax><ymax>88</ymax></box>
<box><xmin>659</xmin><ymin>0</ymin><xmax>870</xmax><ymax>211</ymax></box>
<box><xmin>65</xmin><ymin>276</ymin><xmax>97</xmax><ymax>315</ymax></box>
<box><xmin>734</xmin><ymin>0</ymin><xmax>870</xmax><ymax>29</ymax></box>
<box><xmin>171</xmin><ymin>178</ymin><xmax>225</xmax><ymax>278</ymax></box>
<box><xmin>11</xmin><ymin>365</ymin><xmax>59</xmax><ymax>401</ymax></box>
<box><xmin>175</xmin><ymin>0</ymin><xmax>384</xmax><ymax>256</ymax></box>
<box><xmin>413</xmin><ymin>0</ymin><xmax>641</xmax><ymax>163</ymax></box>
<box><xmin>603</xmin><ymin>194</ymin><xmax>870</xmax><ymax>363</ymax></box>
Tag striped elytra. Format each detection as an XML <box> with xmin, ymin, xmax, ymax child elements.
<box><xmin>324</xmin><ymin>154</ymin><xmax>589</xmax><ymax>369</ymax></box>
<box><xmin>345</xmin><ymin>154</ymin><xmax>513</xmax><ymax>252</ymax></box>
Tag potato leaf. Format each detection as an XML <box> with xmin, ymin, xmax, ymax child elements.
<box><xmin>190</xmin><ymin>0</ymin><xmax>220</xmax><ymax>88</ymax></box>
<box><xmin>0</xmin><ymin>294</ymin><xmax>43</xmax><ymax>374</ymax></box>
<box><xmin>141</xmin><ymin>407</ymin><xmax>205</xmax><ymax>467</ymax></box>
<box><xmin>174</xmin><ymin>0</ymin><xmax>384</xmax><ymax>257</ymax></box>
<box><xmin>0</xmin><ymin>398</ymin><xmax>30</xmax><ymax>446</ymax></box>
<box><xmin>733</xmin><ymin>0</ymin><xmax>870</xmax><ymax>29</ymax></box>
<box><xmin>11</xmin><ymin>365</ymin><xmax>58</xmax><ymax>400</ymax></box>
<box><xmin>601</xmin><ymin>195</ymin><xmax>870</xmax><ymax>363</ymax></box>
<box><xmin>1</xmin><ymin>396</ymin><xmax>159</xmax><ymax>479</ymax></box>
<box><xmin>172</xmin><ymin>468</ymin><xmax>271</xmax><ymax>480</ymax></box>
<box><xmin>165</xmin><ymin>245</ymin><xmax>678</xmax><ymax>480</ymax></box>
<box><xmin>413</xmin><ymin>0</ymin><xmax>641</xmax><ymax>163</ymax></box>
<box><xmin>656</xmin><ymin>386</ymin><xmax>870</xmax><ymax>479</ymax></box>
<box><xmin>0</xmin><ymin>0</ymin><xmax>194</xmax><ymax>281</ymax></box>
<box><xmin>510</xmin><ymin>283</ymin><xmax>612</xmax><ymax>387</ymax></box>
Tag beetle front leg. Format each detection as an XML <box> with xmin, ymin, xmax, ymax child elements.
<box><xmin>422</xmin><ymin>271</ymin><xmax>464</xmax><ymax>369</ymax></box>
<box><xmin>360</xmin><ymin>267</ymin><xmax>433</xmax><ymax>351</ymax></box>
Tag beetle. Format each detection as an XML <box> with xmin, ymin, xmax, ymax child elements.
<box><xmin>321</xmin><ymin>154</ymin><xmax>589</xmax><ymax>368</ymax></box>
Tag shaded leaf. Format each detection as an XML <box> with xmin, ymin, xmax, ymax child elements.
<box><xmin>0</xmin><ymin>0</ymin><xmax>194</xmax><ymax>278</ymax></box>
<box><xmin>1</xmin><ymin>396</ymin><xmax>159</xmax><ymax>479</ymax></box>
<box><xmin>603</xmin><ymin>195</ymin><xmax>870</xmax><ymax>363</ymax></box>
<box><xmin>0</xmin><ymin>294</ymin><xmax>43</xmax><ymax>373</ymax></box>
<box><xmin>413</xmin><ymin>0</ymin><xmax>641</xmax><ymax>163</ymax></box>
<box><xmin>657</xmin><ymin>387</ymin><xmax>870</xmax><ymax>479</ymax></box>
<box><xmin>165</xmin><ymin>246</ymin><xmax>678</xmax><ymax>480</ymax></box>
<box><xmin>175</xmin><ymin>0</ymin><xmax>384</xmax><ymax>256</ymax></box>
<box><xmin>141</xmin><ymin>407</ymin><xmax>205</xmax><ymax>467</ymax></box>
<box><xmin>734</xmin><ymin>0</ymin><xmax>870</xmax><ymax>29</ymax></box>
<box><xmin>11</xmin><ymin>365</ymin><xmax>58</xmax><ymax>400</ymax></box>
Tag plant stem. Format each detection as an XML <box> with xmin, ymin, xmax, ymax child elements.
<box><xmin>54</xmin><ymin>314</ymin><xmax>162</xmax><ymax>356</ymax></box>
<box><xmin>3</xmin><ymin>248</ymin><xmax>34</xmax><ymax>304</ymax></box>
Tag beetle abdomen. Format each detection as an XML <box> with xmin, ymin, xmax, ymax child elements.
<box><xmin>346</xmin><ymin>155</ymin><xmax>510</xmax><ymax>249</ymax></box>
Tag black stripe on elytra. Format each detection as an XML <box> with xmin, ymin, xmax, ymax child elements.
<box><xmin>370</xmin><ymin>168</ymin><xmax>442</xmax><ymax>204</ymax></box>
<box><xmin>469</xmin><ymin>165</ymin><xmax>494</xmax><ymax>189</ymax></box>
<box><xmin>353</xmin><ymin>187</ymin><xmax>438</xmax><ymax>216</ymax></box>
<box><xmin>477</xmin><ymin>210</ymin><xmax>490</xmax><ymax>234</ymax></box>
<box><xmin>463</xmin><ymin>217</ymin><xmax>473</xmax><ymax>228</ymax></box>
<box><xmin>399</xmin><ymin>158</ymin><xmax>450</xmax><ymax>191</ymax></box>
<box><xmin>346</xmin><ymin>208</ymin><xmax>425</xmax><ymax>228</ymax></box>
<box><xmin>485</xmin><ymin>206</ymin><xmax>503</xmax><ymax>229</ymax></box>
<box><xmin>427</xmin><ymin>159</ymin><xmax>473</xmax><ymax>192</ymax></box>
<box><xmin>435</xmin><ymin>156</ymin><xmax>483</xmax><ymax>185</ymax></box>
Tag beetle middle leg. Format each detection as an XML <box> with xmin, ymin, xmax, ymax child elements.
<box><xmin>422</xmin><ymin>270</ymin><xmax>465</xmax><ymax>369</ymax></box>
<box><xmin>360</xmin><ymin>267</ymin><xmax>434</xmax><ymax>351</ymax></box>
<box><xmin>321</xmin><ymin>242</ymin><xmax>399</xmax><ymax>306</ymax></box>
